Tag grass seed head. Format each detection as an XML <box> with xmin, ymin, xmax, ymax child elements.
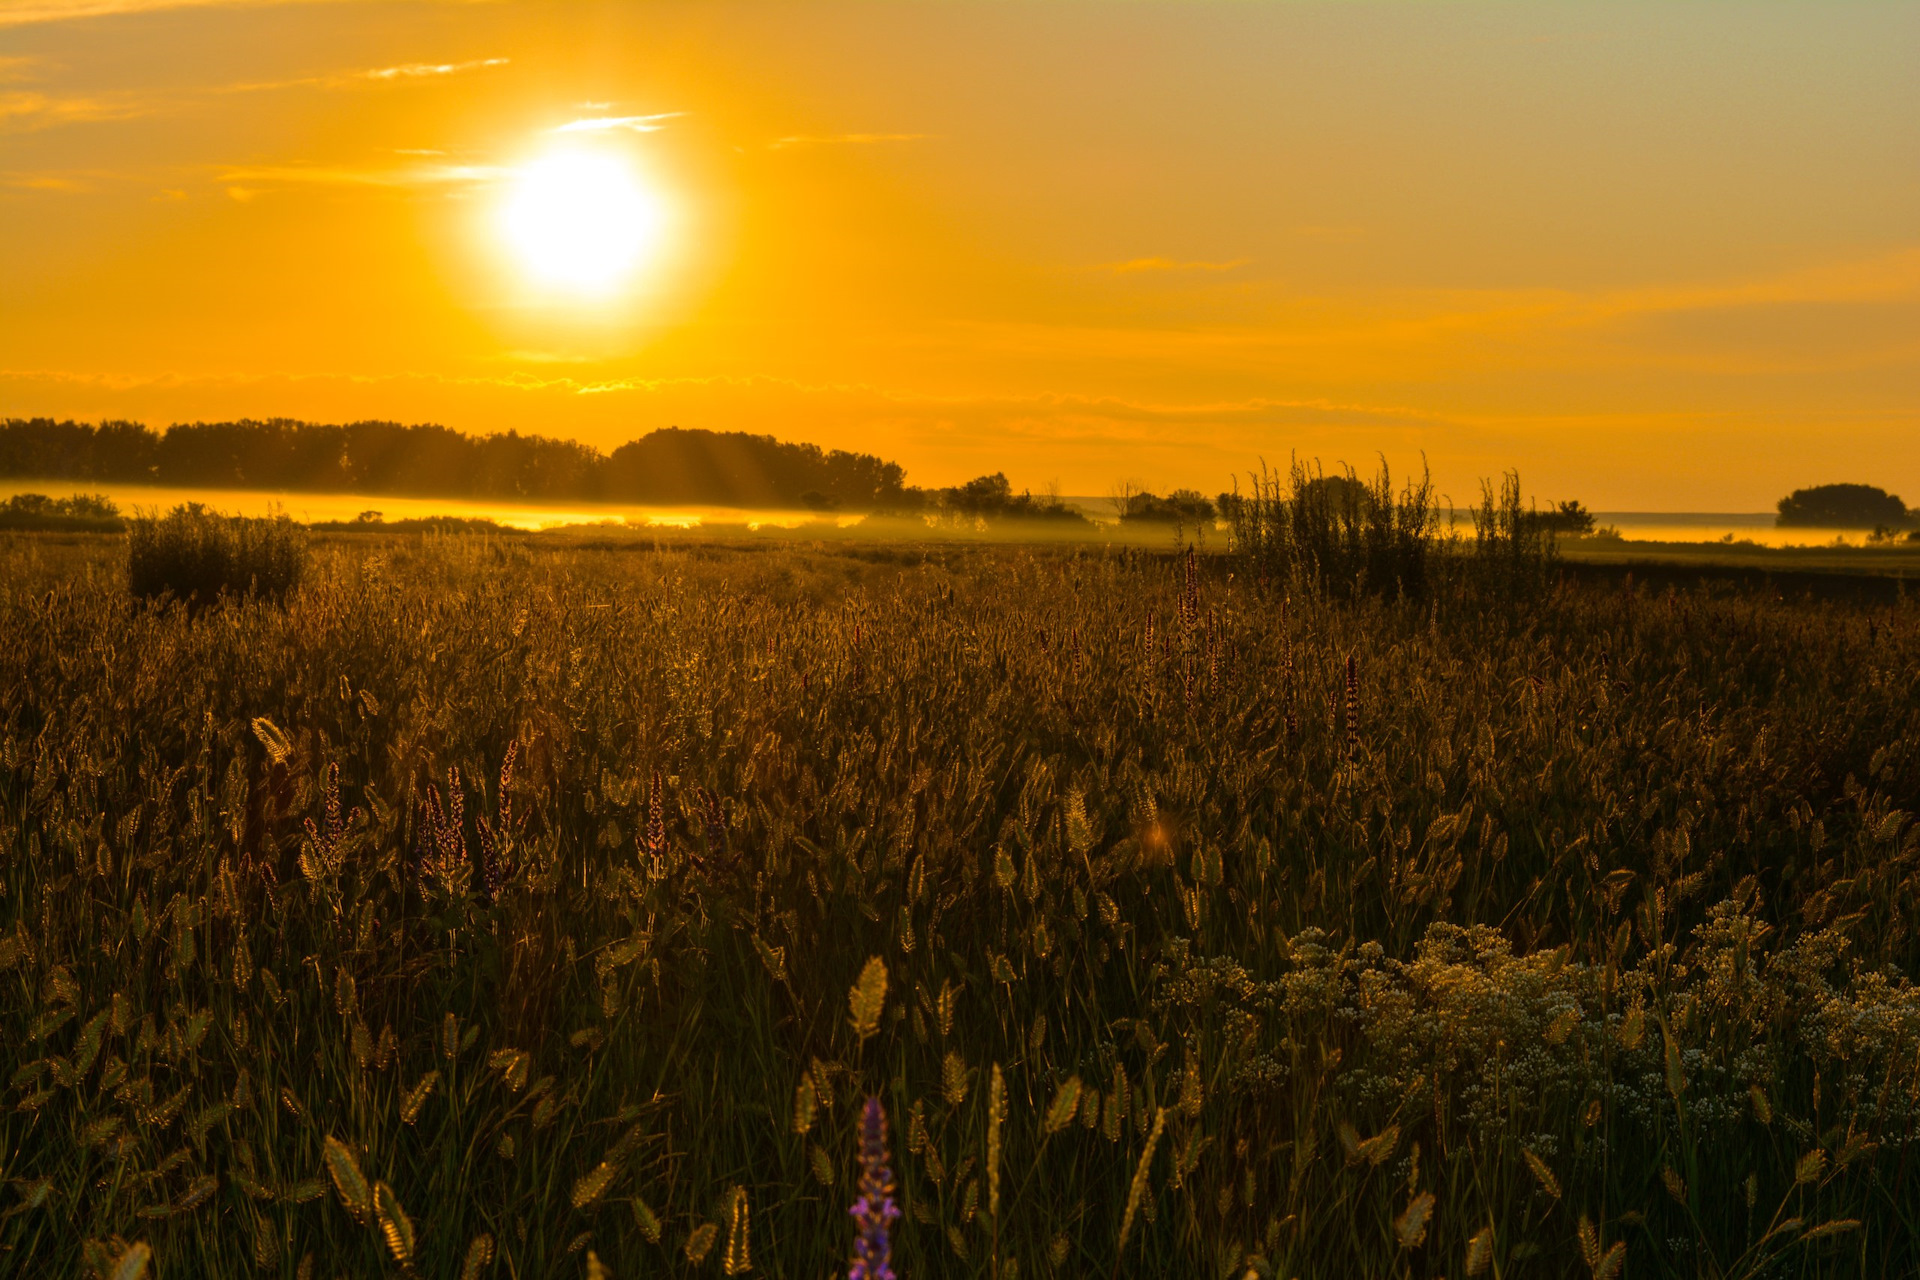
<box><xmin>460</xmin><ymin>1234</ymin><xmax>496</xmax><ymax>1280</ymax></box>
<box><xmin>1044</xmin><ymin>1075</ymin><xmax>1083</xmax><ymax>1134</ymax></box>
<box><xmin>572</xmin><ymin>1162</ymin><xmax>619</xmax><ymax>1210</ymax></box>
<box><xmin>792</xmin><ymin>1074</ymin><xmax>818</xmax><ymax>1135</ymax></box>
<box><xmin>849</xmin><ymin>956</ymin><xmax>888</xmax><ymax>1045</ymax></box>
<box><xmin>1118</xmin><ymin>1107</ymin><xmax>1168</xmax><ymax>1254</ymax></box>
<box><xmin>374</xmin><ymin>1181</ymin><xmax>415</xmax><ymax>1265</ymax></box>
<box><xmin>1523</xmin><ymin>1149</ymin><xmax>1561</xmax><ymax>1198</ymax></box>
<box><xmin>724</xmin><ymin>1185</ymin><xmax>752</xmax><ymax>1275</ymax></box>
<box><xmin>987</xmin><ymin>1063</ymin><xmax>1006</xmax><ymax>1218</ymax></box>
<box><xmin>321</xmin><ymin>1136</ymin><xmax>371</xmax><ymax>1220</ymax></box>
<box><xmin>1394</xmin><ymin>1191</ymin><xmax>1435</xmax><ymax>1249</ymax></box>
<box><xmin>1464</xmin><ymin>1226</ymin><xmax>1495</xmax><ymax>1275</ymax></box>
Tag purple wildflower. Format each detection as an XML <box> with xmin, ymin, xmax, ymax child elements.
<box><xmin>849</xmin><ymin>1096</ymin><xmax>900</xmax><ymax>1280</ymax></box>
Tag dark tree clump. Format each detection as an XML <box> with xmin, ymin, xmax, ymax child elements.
<box><xmin>1776</xmin><ymin>484</ymin><xmax>1913</xmax><ymax>529</ymax></box>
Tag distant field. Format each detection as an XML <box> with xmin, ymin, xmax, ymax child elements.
<box><xmin>2</xmin><ymin>532</ymin><xmax>1917</xmax><ymax>1278</ymax></box>
<box><xmin>7</xmin><ymin>480</ymin><xmax>1919</xmax><ymax>566</ymax></box>
<box><xmin>1559</xmin><ymin>537</ymin><xmax>1920</xmax><ymax>577</ymax></box>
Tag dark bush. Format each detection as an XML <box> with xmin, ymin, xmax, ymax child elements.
<box><xmin>1226</xmin><ymin>456</ymin><xmax>1441</xmax><ymax>598</ymax></box>
<box><xmin>1472</xmin><ymin>469</ymin><xmax>1557</xmax><ymax>597</ymax></box>
<box><xmin>1116</xmin><ymin>487</ymin><xmax>1217</xmax><ymax>526</ymax></box>
<box><xmin>127</xmin><ymin>503</ymin><xmax>307</xmax><ymax>607</ymax></box>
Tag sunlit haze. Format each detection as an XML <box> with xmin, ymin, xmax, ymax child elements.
<box><xmin>2</xmin><ymin>1</ymin><xmax>1916</xmax><ymax>506</ymax></box>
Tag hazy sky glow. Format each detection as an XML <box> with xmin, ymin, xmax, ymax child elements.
<box><xmin>2</xmin><ymin>0</ymin><xmax>1916</xmax><ymax>507</ymax></box>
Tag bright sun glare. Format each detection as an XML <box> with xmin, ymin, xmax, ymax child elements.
<box><xmin>498</xmin><ymin>149</ymin><xmax>667</xmax><ymax>297</ymax></box>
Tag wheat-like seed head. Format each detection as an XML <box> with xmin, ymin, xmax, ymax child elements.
<box><xmin>987</xmin><ymin>1063</ymin><xmax>1006</xmax><ymax>1218</ymax></box>
<box><xmin>1044</xmin><ymin>1076</ymin><xmax>1083</xmax><ymax>1134</ymax></box>
<box><xmin>321</xmin><ymin>1136</ymin><xmax>371</xmax><ymax>1220</ymax></box>
<box><xmin>1464</xmin><ymin>1225</ymin><xmax>1494</xmax><ymax>1275</ymax></box>
<box><xmin>374</xmin><ymin>1181</ymin><xmax>415</xmax><ymax>1264</ymax></box>
<box><xmin>724</xmin><ymin>1185</ymin><xmax>752</xmax><ymax>1275</ymax></box>
<box><xmin>459</xmin><ymin>1234</ymin><xmax>495</xmax><ymax>1280</ymax></box>
<box><xmin>1394</xmin><ymin>1191</ymin><xmax>1434</xmax><ymax>1249</ymax></box>
<box><xmin>685</xmin><ymin>1221</ymin><xmax>718</xmax><ymax>1265</ymax></box>
<box><xmin>1118</xmin><ymin>1107</ymin><xmax>1168</xmax><ymax>1253</ymax></box>
<box><xmin>848</xmin><ymin>956</ymin><xmax>888</xmax><ymax>1045</ymax></box>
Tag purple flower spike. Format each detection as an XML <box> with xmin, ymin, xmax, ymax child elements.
<box><xmin>849</xmin><ymin>1096</ymin><xmax>900</xmax><ymax>1280</ymax></box>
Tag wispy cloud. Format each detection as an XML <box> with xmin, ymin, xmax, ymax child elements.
<box><xmin>0</xmin><ymin>0</ymin><xmax>332</xmax><ymax>27</ymax></box>
<box><xmin>221</xmin><ymin>55</ymin><xmax>510</xmax><ymax>95</ymax></box>
<box><xmin>0</xmin><ymin>53</ymin><xmax>508</xmax><ymax>132</ymax></box>
<box><xmin>1106</xmin><ymin>256</ymin><xmax>1252</xmax><ymax>274</ymax></box>
<box><xmin>551</xmin><ymin>112</ymin><xmax>681</xmax><ymax>135</ymax></box>
<box><xmin>0</xmin><ymin>169</ymin><xmax>91</xmax><ymax>190</ymax></box>
<box><xmin>768</xmin><ymin>132</ymin><xmax>929</xmax><ymax>149</ymax></box>
<box><xmin>0</xmin><ymin>88</ymin><xmax>153</xmax><ymax>129</ymax></box>
<box><xmin>362</xmin><ymin>57</ymin><xmax>508</xmax><ymax>82</ymax></box>
<box><xmin>216</xmin><ymin>161</ymin><xmax>505</xmax><ymax>189</ymax></box>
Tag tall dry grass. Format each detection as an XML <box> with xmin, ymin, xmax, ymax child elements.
<box><xmin>0</xmin><ymin>531</ymin><xmax>1915</xmax><ymax>1278</ymax></box>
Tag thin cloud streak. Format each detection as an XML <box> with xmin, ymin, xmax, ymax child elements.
<box><xmin>551</xmin><ymin>112</ymin><xmax>681</xmax><ymax>135</ymax></box>
<box><xmin>0</xmin><ymin>169</ymin><xmax>91</xmax><ymax>190</ymax></box>
<box><xmin>0</xmin><ymin>0</ymin><xmax>338</xmax><ymax>27</ymax></box>
<box><xmin>1</xmin><ymin>54</ymin><xmax>510</xmax><ymax>131</ymax></box>
<box><xmin>0</xmin><ymin>88</ymin><xmax>153</xmax><ymax>128</ymax></box>
<box><xmin>222</xmin><ymin>55</ymin><xmax>510</xmax><ymax>95</ymax></box>
<box><xmin>216</xmin><ymin>161</ymin><xmax>506</xmax><ymax>188</ymax></box>
<box><xmin>363</xmin><ymin>57</ymin><xmax>508</xmax><ymax>81</ymax></box>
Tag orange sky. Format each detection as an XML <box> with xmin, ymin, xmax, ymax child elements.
<box><xmin>3</xmin><ymin>0</ymin><xmax>1917</xmax><ymax>508</ymax></box>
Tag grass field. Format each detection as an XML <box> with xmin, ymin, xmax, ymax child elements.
<box><xmin>2</xmin><ymin>530</ymin><xmax>1918</xmax><ymax>1279</ymax></box>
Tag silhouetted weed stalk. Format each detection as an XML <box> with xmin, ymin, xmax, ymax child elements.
<box><xmin>0</xmin><ymin>530</ymin><xmax>1916</xmax><ymax>1278</ymax></box>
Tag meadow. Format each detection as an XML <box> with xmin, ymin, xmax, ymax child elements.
<box><xmin>1</xmin><ymin>526</ymin><xmax>1918</xmax><ymax>1279</ymax></box>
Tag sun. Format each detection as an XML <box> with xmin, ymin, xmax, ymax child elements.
<box><xmin>497</xmin><ymin>148</ymin><xmax>668</xmax><ymax>297</ymax></box>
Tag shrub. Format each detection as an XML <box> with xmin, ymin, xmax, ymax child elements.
<box><xmin>1225</xmin><ymin>456</ymin><xmax>1441</xmax><ymax>598</ymax></box>
<box><xmin>126</xmin><ymin>502</ymin><xmax>307</xmax><ymax>606</ymax></box>
<box><xmin>1472</xmin><ymin>469</ymin><xmax>1558</xmax><ymax>596</ymax></box>
<box><xmin>1115</xmin><ymin>487</ymin><xmax>1217</xmax><ymax>526</ymax></box>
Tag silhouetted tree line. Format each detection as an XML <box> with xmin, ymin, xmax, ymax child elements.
<box><xmin>1776</xmin><ymin>483</ymin><xmax>1916</xmax><ymax>530</ymax></box>
<box><xmin>0</xmin><ymin>419</ymin><xmax>912</xmax><ymax>509</ymax></box>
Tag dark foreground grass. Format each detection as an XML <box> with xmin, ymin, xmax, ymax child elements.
<box><xmin>1</xmin><ymin>532</ymin><xmax>1917</xmax><ymax>1279</ymax></box>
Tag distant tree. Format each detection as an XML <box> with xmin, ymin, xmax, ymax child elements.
<box><xmin>3</xmin><ymin>418</ymin><xmax>917</xmax><ymax>512</ymax></box>
<box><xmin>1117</xmin><ymin>488</ymin><xmax>1217</xmax><ymax>524</ymax></box>
<box><xmin>1776</xmin><ymin>483</ymin><xmax>1913</xmax><ymax>529</ymax></box>
<box><xmin>0</xmin><ymin>419</ymin><xmax>159</xmax><ymax>481</ymax></box>
<box><xmin>1531</xmin><ymin>500</ymin><xmax>1597</xmax><ymax>537</ymax></box>
<box><xmin>932</xmin><ymin>473</ymin><xmax>1089</xmax><ymax>526</ymax></box>
<box><xmin>604</xmin><ymin>427</ymin><xmax>908</xmax><ymax>508</ymax></box>
<box><xmin>944</xmin><ymin>473</ymin><xmax>1012</xmax><ymax>513</ymax></box>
